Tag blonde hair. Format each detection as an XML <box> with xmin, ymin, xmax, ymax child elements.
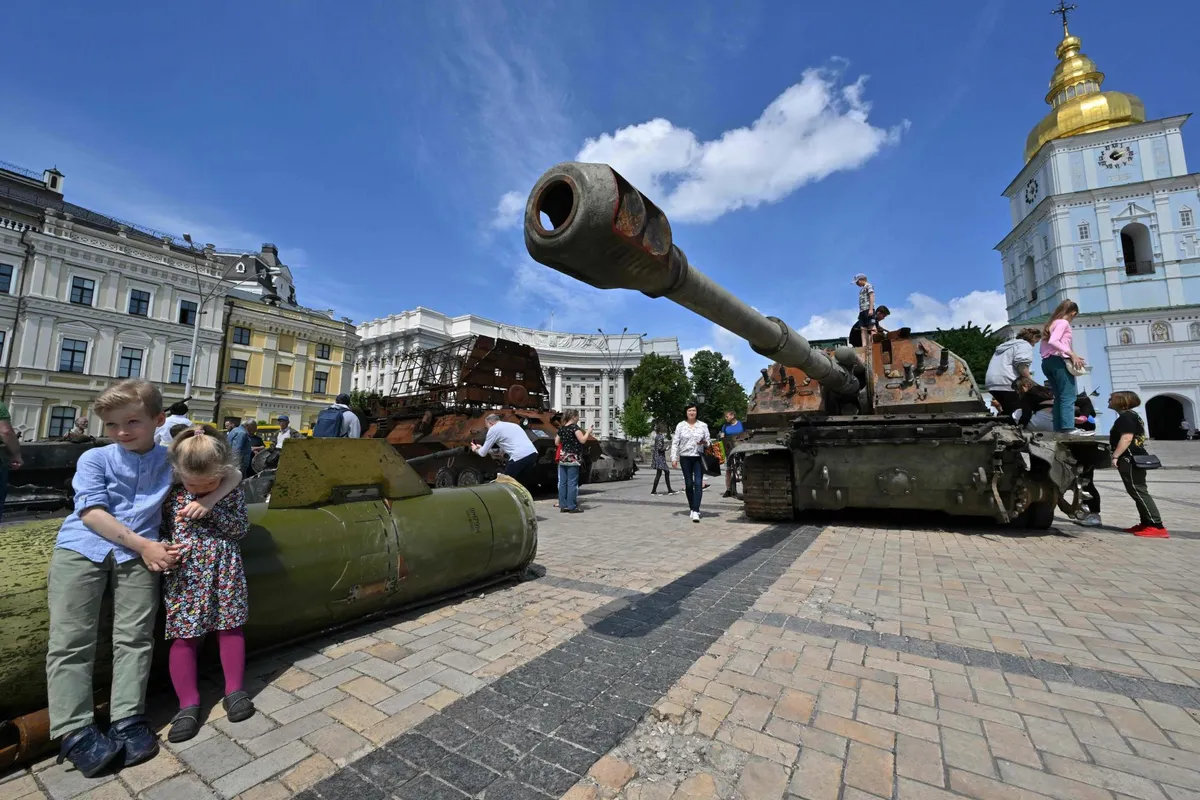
<box><xmin>94</xmin><ymin>379</ymin><xmax>163</xmax><ymax>417</ymax></box>
<box><xmin>1109</xmin><ymin>391</ymin><xmax>1141</xmax><ymax>412</ymax></box>
<box><xmin>560</xmin><ymin>408</ymin><xmax>580</xmax><ymax>424</ymax></box>
<box><xmin>1042</xmin><ymin>300</ymin><xmax>1080</xmax><ymax>339</ymax></box>
<box><xmin>168</xmin><ymin>424</ymin><xmax>238</xmax><ymax>481</ymax></box>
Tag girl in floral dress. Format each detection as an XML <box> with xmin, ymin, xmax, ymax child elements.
<box><xmin>161</xmin><ymin>425</ymin><xmax>254</xmax><ymax>742</ymax></box>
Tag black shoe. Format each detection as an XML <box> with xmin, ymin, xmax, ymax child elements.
<box><xmin>108</xmin><ymin>715</ymin><xmax>159</xmax><ymax>768</ymax></box>
<box><xmin>223</xmin><ymin>691</ymin><xmax>256</xmax><ymax>723</ymax></box>
<box><xmin>722</xmin><ymin>490</ymin><xmax>734</xmax><ymax>498</ymax></box>
<box><xmin>57</xmin><ymin>724</ymin><xmax>123</xmax><ymax>778</ymax></box>
<box><xmin>167</xmin><ymin>706</ymin><xmax>202</xmax><ymax>743</ymax></box>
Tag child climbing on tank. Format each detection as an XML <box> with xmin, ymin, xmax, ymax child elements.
<box><xmin>162</xmin><ymin>425</ymin><xmax>255</xmax><ymax>743</ymax></box>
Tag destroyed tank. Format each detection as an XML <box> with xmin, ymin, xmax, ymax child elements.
<box><xmin>364</xmin><ymin>334</ymin><xmax>621</xmax><ymax>489</ymax></box>
<box><xmin>0</xmin><ymin>438</ymin><xmax>538</xmax><ymax>769</ymax></box>
<box><xmin>522</xmin><ymin>162</ymin><xmax>1111</xmax><ymax>528</ymax></box>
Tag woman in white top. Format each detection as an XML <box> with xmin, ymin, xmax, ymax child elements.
<box><xmin>670</xmin><ymin>401</ymin><xmax>711</xmax><ymax>523</ymax></box>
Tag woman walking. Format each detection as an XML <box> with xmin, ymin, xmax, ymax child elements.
<box><xmin>1108</xmin><ymin>391</ymin><xmax>1169</xmax><ymax>538</ymax></box>
<box><xmin>555</xmin><ymin>409</ymin><xmax>588</xmax><ymax>513</ymax></box>
<box><xmin>670</xmin><ymin>401</ymin><xmax>710</xmax><ymax>523</ymax></box>
<box><xmin>1040</xmin><ymin>300</ymin><xmax>1088</xmax><ymax>434</ymax></box>
<box><xmin>650</xmin><ymin>421</ymin><xmax>676</xmax><ymax>496</ymax></box>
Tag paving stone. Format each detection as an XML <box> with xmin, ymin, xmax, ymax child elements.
<box><xmin>141</xmin><ymin>775</ymin><xmax>219</xmax><ymax>800</ymax></box>
<box><xmin>268</xmin><ymin>688</ymin><xmax>346</xmax><ymax>725</ymax></box>
<box><xmin>347</xmin><ymin>748</ymin><xmax>418</xmax><ymax>793</ymax></box>
<box><xmin>896</xmin><ymin>733</ymin><xmax>945</xmax><ymax>787</ymax></box>
<box><xmin>588</xmin><ymin>756</ymin><xmax>637</xmax><ymax>790</ymax></box>
<box><xmin>243</xmin><ymin>712</ymin><xmax>334</xmax><ymax>757</ymax></box>
<box><xmin>301</xmin><ymin>723</ymin><xmax>372</xmax><ymax>766</ymax></box>
<box><xmin>376</xmin><ymin>680</ymin><xmax>441</xmax><ymax>715</ymax></box>
<box><xmin>737</xmin><ymin>757</ymin><xmax>788</xmax><ymax>799</ymax></box>
<box><xmin>339</xmin><ymin>675</ymin><xmax>396</xmax><ymax>705</ymax></box>
<box><xmin>392</xmin><ymin>773</ymin><xmax>470</xmax><ymax>799</ymax></box>
<box><xmin>280</xmin><ymin>754</ymin><xmax>338</xmax><ymax>793</ymax></box>
<box><xmin>789</xmin><ymin>747</ymin><xmax>843</xmax><ymax>800</ymax></box>
<box><xmin>213</xmin><ymin>740</ymin><xmax>312</xmax><ymax>798</ymax></box>
<box><xmin>234</xmin><ymin>779</ymin><xmax>291</xmax><ymax>800</ymax></box>
<box><xmin>212</xmin><ymin>711</ymin><xmax>278</xmax><ymax>742</ymax></box>
<box><xmin>176</xmin><ymin>731</ymin><xmax>253</xmax><ymax>781</ymax></box>
<box><xmin>34</xmin><ymin>763</ymin><xmax>115</xmax><ymax>800</ymax></box>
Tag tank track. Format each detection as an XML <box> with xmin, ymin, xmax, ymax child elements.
<box><xmin>741</xmin><ymin>451</ymin><xmax>794</xmax><ymax>521</ymax></box>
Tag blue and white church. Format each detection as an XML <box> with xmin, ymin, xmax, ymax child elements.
<box><xmin>995</xmin><ymin>12</ymin><xmax>1200</xmax><ymax>438</ymax></box>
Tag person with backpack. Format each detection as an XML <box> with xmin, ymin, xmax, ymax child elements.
<box><xmin>313</xmin><ymin>394</ymin><xmax>361</xmax><ymax>439</ymax></box>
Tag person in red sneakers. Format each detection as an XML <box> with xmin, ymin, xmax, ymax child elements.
<box><xmin>1107</xmin><ymin>391</ymin><xmax>1169</xmax><ymax>538</ymax></box>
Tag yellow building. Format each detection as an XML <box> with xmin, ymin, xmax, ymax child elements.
<box><xmin>213</xmin><ymin>251</ymin><xmax>358</xmax><ymax>430</ymax></box>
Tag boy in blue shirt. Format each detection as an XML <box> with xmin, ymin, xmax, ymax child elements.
<box><xmin>47</xmin><ymin>379</ymin><xmax>239</xmax><ymax>777</ymax></box>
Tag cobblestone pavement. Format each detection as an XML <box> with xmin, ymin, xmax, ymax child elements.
<box><xmin>2</xmin><ymin>464</ymin><xmax>1199</xmax><ymax>800</ymax></box>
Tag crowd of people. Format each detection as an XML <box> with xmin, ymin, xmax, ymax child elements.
<box><xmin>985</xmin><ymin>299</ymin><xmax>1169</xmax><ymax>538</ymax></box>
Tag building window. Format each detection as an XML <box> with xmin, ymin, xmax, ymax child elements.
<box><xmin>232</xmin><ymin>326</ymin><xmax>251</xmax><ymax>345</ymax></box>
<box><xmin>128</xmin><ymin>289</ymin><xmax>151</xmax><ymax>316</ymax></box>
<box><xmin>0</xmin><ymin>263</ymin><xmax>12</xmax><ymax>294</ymax></box>
<box><xmin>170</xmin><ymin>354</ymin><xmax>190</xmax><ymax>384</ymax></box>
<box><xmin>313</xmin><ymin>371</ymin><xmax>329</xmax><ymax>394</ymax></box>
<box><xmin>1183</xmin><ymin>208</ymin><xmax>1195</xmax><ymax>228</ymax></box>
<box><xmin>235</xmin><ymin>262</ymin><xmax>246</xmax><ymax>274</ymax></box>
<box><xmin>316</xmin><ymin>343</ymin><xmax>331</xmax><ymax>360</ymax></box>
<box><xmin>0</xmin><ymin>330</ymin><xmax>5</xmax><ymax>359</ymax></box>
<box><xmin>228</xmin><ymin>358</ymin><xmax>248</xmax><ymax>384</ymax></box>
<box><xmin>59</xmin><ymin>338</ymin><xmax>88</xmax><ymax>373</ymax></box>
<box><xmin>1078</xmin><ymin>222</ymin><xmax>1090</xmax><ymax>241</ymax></box>
<box><xmin>1120</xmin><ymin>222</ymin><xmax>1155</xmax><ymax>276</ymax></box>
<box><xmin>47</xmin><ymin>406</ymin><xmax>76</xmax><ymax>439</ymax></box>
<box><xmin>117</xmin><ymin>347</ymin><xmax>143</xmax><ymax>378</ymax></box>
<box><xmin>70</xmin><ymin>277</ymin><xmax>95</xmax><ymax>306</ymax></box>
<box><xmin>178</xmin><ymin>299</ymin><xmax>198</xmax><ymax>326</ymax></box>
<box><xmin>1041</xmin><ymin>235</ymin><xmax>1049</xmax><ymax>254</ymax></box>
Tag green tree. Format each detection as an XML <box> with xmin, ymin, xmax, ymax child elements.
<box><xmin>617</xmin><ymin>393</ymin><xmax>653</xmax><ymax>440</ymax></box>
<box><xmin>349</xmin><ymin>389</ymin><xmax>382</xmax><ymax>416</ymax></box>
<box><xmin>688</xmin><ymin>350</ymin><xmax>748</xmax><ymax>429</ymax></box>
<box><xmin>927</xmin><ymin>322</ymin><xmax>1004</xmax><ymax>386</ymax></box>
<box><xmin>628</xmin><ymin>353</ymin><xmax>692</xmax><ymax>426</ymax></box>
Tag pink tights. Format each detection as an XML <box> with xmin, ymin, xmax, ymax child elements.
<box><xmin>168</xmin><ymin>628</ymin><xmax>245</xmax><ymax>708</ymax></box>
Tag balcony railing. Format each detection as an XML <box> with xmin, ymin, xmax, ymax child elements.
<box><xmin>1124</xmin><ymin>260</ymin><xmax>1155</xmax><ymax>276</ymax></box>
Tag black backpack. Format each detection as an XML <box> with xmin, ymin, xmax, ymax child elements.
<box><xmin>312</xmin><ymin>406</ymin><xmax>346</xmax><ymax>438</ymax></box>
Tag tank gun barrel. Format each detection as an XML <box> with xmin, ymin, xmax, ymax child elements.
<box><xmin>522</xmin><ymin>162</ymin><xmax>859</xmax><ymax>396</ymax></box>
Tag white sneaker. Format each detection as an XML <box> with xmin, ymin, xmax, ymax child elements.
<box><xmin>691</xmin><ymin>511</ymin><xmax>700</xmax><ymax>523</ymax></box>
<box><xmin>1067</xmin><ymin>428</ymin><xmax>1094</xmax><ymax>437</ymax></box>
<box><xmin>1079</xmin><ymin>513</ymin><xmax>1102</xmax><ymax>527</ymax></box>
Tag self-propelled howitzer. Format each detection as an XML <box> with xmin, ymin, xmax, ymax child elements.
<box><xmin>523</xmin><ymin>161</ymin><xmax>1110</xmax><ymax>525</ymax></box>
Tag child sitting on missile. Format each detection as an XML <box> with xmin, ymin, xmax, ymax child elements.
<box><xmin>162</xmin><ymin>425</ymin><xmax>255</xmax><ymax>743</ymax></box>
<box><xmin>46</xmin><ymin>381</ymin><xmax>238</xmax><ymax>777</ymax></box>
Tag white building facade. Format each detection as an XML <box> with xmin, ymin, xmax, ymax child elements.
<box><xmin>1</xmin><ymin>162</ymin><xmax>227</xmax><ymax>439</ymax></box>
<box><xmin>354</xmin><ymin>307</ymin><xmax>683</xmax><ymax>439</ymax></box>
<box><xmin>995</xmin><ymin>19</ymin><xmax>1200</xmax><ymax>438</ymax></box>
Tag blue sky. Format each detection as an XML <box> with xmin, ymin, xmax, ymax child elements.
<box><xmin>3</xmin><ymin>0</ymin><xmax>1197</xmax><ymax>388</ymax></box>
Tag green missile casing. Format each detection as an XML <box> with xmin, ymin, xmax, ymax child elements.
<box><xmin>0</xmin><ymin>439</ymin><xmax>537</xmax><ymax>727</ymax></box>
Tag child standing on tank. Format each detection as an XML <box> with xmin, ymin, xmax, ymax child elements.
<box><xmin>46</xmin><ymin>380</ymin><xmax>239</xmax><ymax>778</ymax></box>
<box><xmin>162</xmin><ymin>425</ymin><xmax>256</xmax><ymax>743</ymax></box>
<box><xmin>853</xmin><ymin>273</ymin><xmax>880</xmax><ymax>341</ymax></box>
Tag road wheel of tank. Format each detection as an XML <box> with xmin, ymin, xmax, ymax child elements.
<box><xmin>741</xmin><ymin>451</ymin><xmax>794</xmax><ymax>521</ymax></box>
<box><xmin>1020</xmin><ymin>499</ymin><xmax>1057</xmax><ymax>530</ymax></box>
<box><xmin>457</xmin><ymin>467</ymin><xmax>482</xmax><ymax>486</ymax></box>
<box><xmin>434</xmin><ymin>467</ymin><xmax>458</xmax><ymax>488</ymax></box>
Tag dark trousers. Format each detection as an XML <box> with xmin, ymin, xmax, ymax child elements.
<box><xmin>652</xmin><ymin>469</ymin><xmax>673</xmax><ymax>493</ymax></box>
<box><xmin>1117</xmin><ymin>457</ymin><xmax>1162</xmax><ymax>526</ymax></box>
<box><xmin>992</xmin><ymin>390</ymin><xmax>1021</xmax><ymax>417</ymax></box>
<box><xmin>680</xmin><ymin>456</ymin><xmax>704</xmax><ymax>513</ymax></box>
<box><xmin>504</xmin><ymin>452</ymin><xmax>538</xmax><ymax>480</ymax></box>
<box><xmin>0</xmin><ymin>466</ymin><xmax>8</xmax><ymax>522</ymax></box>
<box><xmin>1080</xmin><ymin>469</ymin><xmax>1100</xmax><ymax>513</ymax></box>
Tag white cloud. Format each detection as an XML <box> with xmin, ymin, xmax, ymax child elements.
<box><xmin>495</xmin><ymin>65</ymin><xmax>906</xmax><ymax>227</ymax></box>
<box><xmin>798</xmin><ymin>290</ymin><xmax>1009</xmax><ymax>340</ymax></box>
<box><xmin>492</xmin><ymin>191</ymin><xmax>526</xmax><ymax>230</ymax></box>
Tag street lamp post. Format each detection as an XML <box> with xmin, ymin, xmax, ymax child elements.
<box><xmin>181</xmin><ymin>233</ymin><xmax>240</xmax><ymax>400</ymax></box>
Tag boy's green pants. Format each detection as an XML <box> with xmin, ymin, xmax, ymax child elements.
<box><xmin>46</xmin><ymin>548</ymin><xmax>160</xmax><ymax>739</ymax></box>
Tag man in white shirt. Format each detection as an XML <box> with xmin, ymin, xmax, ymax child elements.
<box><xmin>275</xmin><ymin>414</ymin><xmax>301</xmax><ymax>445</ymax></box>
<box><xmin>471</xmin><ymin>414</ymin><xmax>539</xmax><ymax>481</ymax></box>
<box><xmin>156</xmin><ymin>402</ymin><xmax>193</xmax><ymax>446</ymax></box>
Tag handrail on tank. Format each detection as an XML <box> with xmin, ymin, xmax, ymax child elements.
<box><xmin>522</xmin><ymin>162</ymin><xmax>859</xmax><ymax>397</ymax></box>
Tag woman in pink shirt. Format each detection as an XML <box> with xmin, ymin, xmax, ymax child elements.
<box><xmin>1040</xmin><ymin>300</ymin><xmax>1087</xmax><ymax>433</ymax></box>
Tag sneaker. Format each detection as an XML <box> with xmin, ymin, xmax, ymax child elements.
<box><xmin>1124</xmin><ymin>523</ymin><xmax>1147</xmax><ymax>534</ymax></box>
<box><xmin>57</xmin><ymin>724</ymin><xmax>123</xmax><ymax>778</ymax></box>
<box><xmin>108</xmin><ymin>715</ymin><xmax>159</xmax><ymax>768</ymax></box>
<box><xmin>691</xmin><ymin>511</ymin><xmax>700</xmax><ymax>523</ymax></box>
<box><xmin>1067</xmin><ymin>428</ymin><xmax>1094</xmax><ymax>437</ymax></box>
<box><xmin>1079</xmin><ymin>513</ymin><xmax>1102</xmax><ymax>527</ymax></box>
<box><xmin>1134</xmin><ymin>526</ymin><xmax>1170</xmax><ymax>538</ymax></box>
<box><xmin>722</xmin><ymin>490</ymin><xmax>734</xmax><ymax>498</ymax></box>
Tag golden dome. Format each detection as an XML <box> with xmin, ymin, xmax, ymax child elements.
<box><xmin>1024</xmin><ymin>27</ymin><xmax>1145</xmax><ymax>162</ymax></box>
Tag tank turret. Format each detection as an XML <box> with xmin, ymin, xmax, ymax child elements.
<box><xmin>523</xmin><ymin>162</ymin><xmax>859</xmax><ymax>399</ymax></box>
